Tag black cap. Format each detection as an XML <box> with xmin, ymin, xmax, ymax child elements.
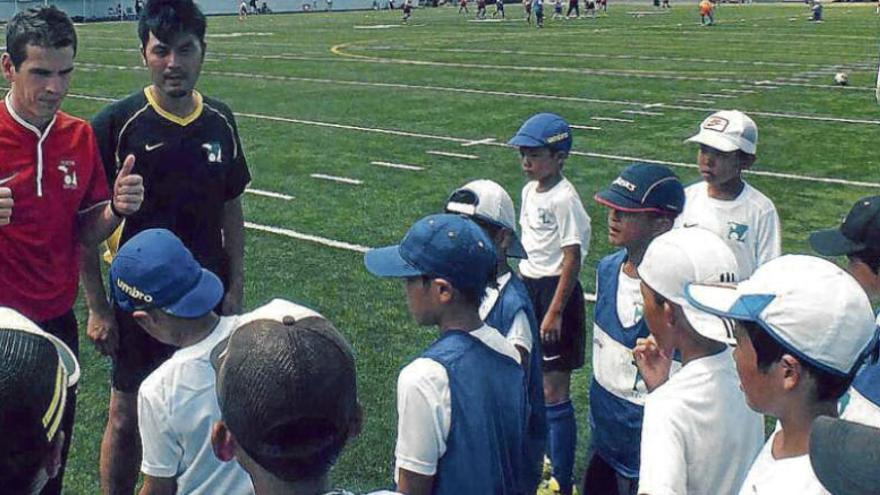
<box><xmin>809</xmin><ymin>416</ymin><xmax>880</xmax><ymax>495</ymax></box>
<box><xmin>594</xmin><ymin>163</ymin><xmax>685</xmax><ymax>215</ymax></box>
<box><xmin>809</xmin><ymin>196</ymin><xmax>880</xmax><ymax>256</ymax></box>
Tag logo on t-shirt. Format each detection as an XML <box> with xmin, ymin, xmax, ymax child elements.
<box><xmin>538</xmin><ymin>208</ymin><xmax>554</xmax><ymax>226</ymax></box>
<box><xmin>727</xmin><ymin>222</ymin><xmax>748</xmax><ymax>242</ymax></box>
<box><xmin>57</xmin><ymin>161</ymin><xmax>78</xmax><ymax>190</ymax></box>
<box><xmin>202</xmin><ymin>142</ymin><xmax>223</xmax><ymax>164</ymax></box>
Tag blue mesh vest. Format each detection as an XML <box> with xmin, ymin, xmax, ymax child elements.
<box><xmin>422</xmin><ymin>330</ymin><xmax>528</xmax><ymax>495</ymax></box>
<box><xmin>484</xmin><ymin>273</ymin><xmax>547</xmax><ymax>491</ymax></box>
<box><xmin>589</xmin><ymin>250</ymin><xmax>650</xmax><ymax>479</ymax></box>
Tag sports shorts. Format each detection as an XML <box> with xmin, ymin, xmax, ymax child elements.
<box><xmin>523</xmin><ymin>275</ymin><xmax>586</xmax><ymax>372</ymax></box>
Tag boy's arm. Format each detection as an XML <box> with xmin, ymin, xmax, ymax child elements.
<box><xmin>138</xmin><ymin>475</ymin><xmax>176</xmax><ymax>495</ymax></box>
<box><xmin>541</xmin><ymin>244</ymin><xmax>581</xmax><ymax>343</ymax></box>
<box><xmin>397</xmin><ymin>470</ymin><xmax>434</xmax><ymax>495</ymax></box>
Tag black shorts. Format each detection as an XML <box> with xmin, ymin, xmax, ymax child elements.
<box><xmin>523</xmin><ymin>275</ymin><xmax>586</xmax><ymax>372</ymax></box>
<box><xmin>110</xmin><ymin>305</ymin><xmax>177</xmax><ymax>393</ymax></box>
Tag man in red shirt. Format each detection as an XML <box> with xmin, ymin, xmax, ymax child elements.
<box><xmin>0</xmin><ymin>6</ymin><xmax>144</xmax><ymax>494</ymax></box>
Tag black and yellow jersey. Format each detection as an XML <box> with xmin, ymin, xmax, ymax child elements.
<box><xmin>91</xmin><ymin>87</ymin><xmax>251</xmax><ymax>279</ymax></box>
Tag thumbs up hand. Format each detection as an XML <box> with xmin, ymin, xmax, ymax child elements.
<box><xmin>112</xmin><ymin>154</ymin><xmax>144</xmax><ymax>217</ymax></box>
<box><xmin>0</xmin><ymin>187</ymin><xmax>12</xmax><ymax>226</ymax></box>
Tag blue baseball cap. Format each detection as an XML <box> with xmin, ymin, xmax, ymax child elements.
<box><xmin>364</xmin><ymin>214</ymin><xmax>497</xmax><ymax>292</ymax></box>
<box><xmin>594</xmin><ymin>163</ymin><xmax>685</xmax><ymax>215</ymax></box>
<box><xmin>508</xmin><ymin>112</ymin><xmax>573</xmax><ymax>152</ymax></box>
<box><xmin>110</xmin><ymin>229</ymin><xmax>224</xmax><ymax>318</ymax></box>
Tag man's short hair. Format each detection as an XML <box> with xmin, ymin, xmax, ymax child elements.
<box><xmin>138</xmin><ymin>0</ymin><xmax>207</xmax><ymax>49</ymax></box>
<box><xmin>743</xmin><ymin>321</ymin><xmax>853</xmax><ymax>402</ymax></box>
<box><xmin>212</xmin><ymin>314</ymin><xmax>358</xmax><ymax>481</ymax></box>
<box><xmin>5</xmin><ymin>6</ymin><xmax>77</xmax><ymax>70</ymax></box>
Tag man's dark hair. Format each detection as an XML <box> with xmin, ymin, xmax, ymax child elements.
<box><xmin>419</xmin><ymin>275</ymin><xmax>486</xmax><ymax>306</ymax></box>
<box><xmin>849</xmin><ymin>249</ymin><xmax>880</xmax><ymax>275</ymax></box>
<box><xmin>742</xmin><ymin>320</ymin><xmax>854</xmax><ymax>402</ymax></box>
<box><xmin>138</xmin><ymin>0</ymin><xmax>207</xmax><ymax>49</ymax></box>
<box><xmin>5</xmin><ymin>6</ymin><xmax>77</xmax><ymax>70</ymax></box>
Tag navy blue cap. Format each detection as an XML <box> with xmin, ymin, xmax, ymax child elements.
<box><xmin>364</xmin><ymin>214</ymin><xmax>497</xmax><ymax>292</ymax></box>
<box><xmin>508</xmin><ymin>113</ymin><xmax>573</xmax><ymax>152</ymax></box>
<box><xmin>594</xmin><ymin>163</ymin><xmax>685</xmax><ymax>215</ymax></box>
<box><xmin>110</xmin><ymin>229</ymin><xmax>224</xmax><ymax>318</ymax></box>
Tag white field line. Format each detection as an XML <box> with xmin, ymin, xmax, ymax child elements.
<box><xmin>74</xmin><ymin>64</ymin><xmax>880</xmax><ymax>126</ymax></box>
<box><xmin>721</xmin><ymin>89</ymin><xmax>757</xmax><ymax>94</ymax></box>
<box><xmin>427</xmin><ymin>150</ymin><xmax>480</xmax><ymax>159</ymax></box>
<box><xmin>371</xmin><ymin>161</ymin><xmax>424</xmax><ymax>171</ymax></box>
<box><xmin>592</xmin><ymin>116</ymin><xmax>634</xmax><ymax>123</ymax></box>
<box><xmin>52</xmin><ymin>93</ymin><xmax>880</xmax><ymax>187</ymax></box>
<box><xmin>571</xmin><ymin>125</ymin><xmax>602</xmax><ymax>130</ymax></box>
<box><xmin>699</xmin><ymin>93</ymin><xmax>737</xmax><ymax>99</ymax></box>
<box><xmin>622</xmin><ymin>110</ymin><xmax>664</xmax><ymax>116</ymax></box>
<box><xmin>311</xmin><ymin>173</ymin><xmax>363</xmax><ymax>185</ymax></box>
<box><xmin>461</xmin><ymin>138</ymin><xmax>497</xmax><ymax>147</ymax></box>
<box><xmin>246</xmin><ymin>188</ymin><xmax>294</xmax><ymax>200</ymax></box>
<box><xmin>679</xmin><ymin>99</ymin><xmax>715</xmax><ymax>105</ymax></box>
<box><xmin>244</xmin><ymin>219</ymin><xmax>602</xmax><ymax>302</ymax></box>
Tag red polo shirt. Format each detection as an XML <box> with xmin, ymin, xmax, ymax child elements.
<box><xmin>0</xmin><ymin>96</ymin><xmax>110</xmax><ymax>322</ymax></box>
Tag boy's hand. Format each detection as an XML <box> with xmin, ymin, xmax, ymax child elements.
<box><xmin>633</xmin><ymin>335</ymin><xmax>671</xmax><ymax>392</ymax></box>
<box><xmin>540</xmin><ymin>312</ymin><xmax>562</xmax><ymax>344</ymax></box>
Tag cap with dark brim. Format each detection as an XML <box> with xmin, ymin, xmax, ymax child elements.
<box><xmin>808</xmin><ymin>228</ymin><xmax>865</xmax><ymax>257</ymax></box>
<box><xmin>364</xmin><ymin>245</ymin><xmax>425</xmax><ymax>278</ymax></box>
<box><xmin>163</xmin><ymin>269</ymin><xmax>225</xmax><ymax>319</ymax></box>
<box><xmin>594</xmin><ymin>191</ymin><xmax>670</xmax><ymax>215</ymax></box>
<box><xmin>810</xmin><ymin>416</ymin><xmax>880</xmax><ymax>495</ymax></box>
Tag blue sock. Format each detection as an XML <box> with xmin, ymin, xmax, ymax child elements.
<box><xmin>547</xmin><ymin>400</ymin><xmax>576</xmax><ymax>494</ymax></box>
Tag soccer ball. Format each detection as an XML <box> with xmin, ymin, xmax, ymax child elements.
<box><xmin>833</xmin><ymin>72</ymin><xmax>848</xmax><ymax>86</ymax></box>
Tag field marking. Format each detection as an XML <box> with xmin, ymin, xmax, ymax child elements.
<box><xmin>246</xmin><ymin>188</ymin><xmax>294</xmax><ymax>200</ymax></box>
<box><xmin>76</xmin><ymin>64</ymin><xmax>880</xmax><ymax>127</ymax></box>
<box><xmin>571</xmin><ymin>125</ymin><xmax>602</xmax><ymax>130</ymax></box>
<box><xmin>427</xmin><ymin>150</ymin><xmax>479</xmax><ymax>160</ymax></box>
<box><xmin>371</xmin><ymin>161</ymin><xmax>424</xmax><ymax>171</ymax></box>
<box><xmin>461</xmin><ymin>138</ymin><xmax>497</xmax><ymax>147</ymax></box>
<box><xmin>592</xmin><ymin>116</ymin><xmax>634</xmax><ymax>123</ymax></box>
<box><xmin>353</xmin><ymin>24</ymin><xmax>403</xmax><ymax>29</ymax></box>
<box><xmin>721</xmin><ymin>89</ymin><xmax>757</xmax><ymax>94</ymax></box>
<box><xmin>311</xmin><ymin>173</ymin><xmax>363</xmax><ymax>185</ymax></box>
<box><xmin>679</xmin><ymin>99</ymin><xmax>715</xmax><ymax>105</ymax></box>
<box><xmin>622</xmin><ymin>110</ymin><xmax>664</xmax><ymax>116</ymax></box>
<box><xmin>699</xmin><ymin>93</ymin><xmax>736</xmax><ymax>99</ymax></box>
<box><xmin>51</xmin><ymin>92</ymin><xmax>880</xmax><ymax>188</ymax></box>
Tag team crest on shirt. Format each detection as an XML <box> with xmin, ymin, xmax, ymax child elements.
<box><xmin>727</xmin><ymin>222</ymin><xmax>748</xmax><ymax>242</ymax></box>
<box><xmin>538</xmin><ymin>208</ymin><xmax>554</xmax><ymax>225</ymax></box>
<box><xmin>57</xmin><ymin>160</ymin><xmax>78</xmax><ymax>190</ymax></box>
<box><xmin>202</xmin><ymin>142</ymin><xmax>223</xmax><ymax>164</ymax></box>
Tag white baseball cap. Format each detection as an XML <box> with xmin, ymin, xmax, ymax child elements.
<box><xmin>685</xmin><ymin>255</ymin><xmax>876</xmax><ymax>377</ymax></box>
<box><xmin>445</xmin><ymin>179</ymin><xmax>528</xmax><ymax>259</ymax></box>
<box><xmin>638</xmin><ymin>228</ymin><xmax>739</xmax><ymax>344</ymax></box>
<box><xmin>685</xmin><ymin>110</ymin><xmax>758</xmax><ymax>155</ymax></box>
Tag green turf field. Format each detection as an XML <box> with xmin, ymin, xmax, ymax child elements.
<box><xmin>40</xmin><ymin>2</ymin><xmax>880</xmax><ymax>492</ymax></box>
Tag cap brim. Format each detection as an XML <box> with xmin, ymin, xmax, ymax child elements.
<box><xmin>685</xmin><ymin>131</ymin><xmax>740</xmax><ymax>153</ymax></box>
<box><xmin>163</xmin><ymin>269</ymin><xmax>225</xmax><ymax>319</ymax></box>
<box><xmin>507</xmin><ymin>235</ymin><xmax>528</xmax><ymax>259</ymax></box>
<box><xmin>810</xmin><ymin>416</ymin><xmax>880</xmax><ymax>495</ymax></box>
<box><xmin>809</xmin><ymin>228</ymin><xmax>864</xmax><ymax>257</ymax></box>
<box><xmin>0</xmin><ymin>308</ymin><xmax>80</xmax><ymax>386</ymax></box>
<box><xmin>364</xmin><ymin>245</ymin><xmax>424</xmax><ymax>278</ymax></box>
<box><xmin>210</xmin><ymin>335</ymin><xmax>231</xmax><ymax>373</ymax></box>
<box><xmin>507</xmin><ymin>134</ymin><xmax>545</xmax><ymax>148</ymax></box>
<box><xmin>594</xmin><ymin>190</ymin><xmax>667</xmax><ymax>214</ymax></box>
<box><xmin>683</xmin><ymin>283</ymin><xmax>755</xmax><ymax>345</ymax></box>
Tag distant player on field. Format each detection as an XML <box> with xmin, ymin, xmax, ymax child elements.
<box><xmin>476</xmin><ymin>0</ymin><xmax>487</xmax><ymax>18</ymax></box>
<box><xmin>458</xmin><ymin>0</ymin><xmax>469</xmax><ymax>14</ymax></box>
<box><xmin>698</xmin><ymin>0</ymin><xmax>713</xmax><ymax>25</ymax></box>
<box><xmin>365</xmin><ymin>214</ymin><xmax>528</xmax><ymax>495</ymax></box>
<box><xmin>675</xmin><ymin>110</ymin><xmax>780</xmax><ymax>279</ymax></box>
<box><xmin>532</xmin><ymin>0</ymin><xmax>544</xmax><ymax>26</ymax></box>
<box><xmin>809</xmin><ymin>196</ymin><xmax>880</xmax><ymax>428</ymax></box>
<box><xmin>493</xmin><ymin>0</ymin><xmax>505</xmax><ymax>18</ymax></box>
<box><xmin>635</xmin><ymin>228</ymin><xmax>763</xmax><ymax>495</ymax></box>
<box><xmin>552</xmin><ymin>0</ymin><xmax>563</xmax><ymax>19</ymax></box>
<box><xmin>444</xmin><ymin>180</ymin><xmax>546</xmax><ymax>493</ymax></box>
<box><xmin>524</xmin><ymin>0</ymin><xmax>532</xmax><ymax>24</ymax></box>
<box><xmin>584</xmin><ymin>164</ymin><xmax>684</xmax><ymax>495</ymax></box>
<box><xmin>402</xmin><ymin>0</ymin><xmax>413</xmax><ymax>22</ymax></box>
<box><xmin>510</xmin><ymin>113</ymin><xmax>591</xmax><ymax>495</ymax></box>
<box><xmin>687</xmin><ymin>255</ymin><xmax>877</xmax><ymax>495</ymax></box>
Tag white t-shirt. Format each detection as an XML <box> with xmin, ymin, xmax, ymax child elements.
<box><xmin>138</xmin><ymin>315</ymin><xmax>253</xmax><ymax>495</ymax></box>
<box><xmin>840</xmin><ymin>387</ymin><xmax>880</xmax><ymax>428</ymax></box>
<box><xmin>639</xmin><ymin>348</ymin><xmax>763</xmax><ymax>495</ymax></box>
<box><xmin>736</xmin><ymin>430</ymin><xmax>830</xmax><ymax>495</ymax></box>
<box><xmin>616</xmin><ymin>266</ymin><xmax>643</xmax><ymax>328</ymax></box>
<box><xmin>394</xmin><ymin>325</ymin><xmax>521</xmax><ymax>479</ymax></box>
<box><xmin>518</xmin><ymin>178</ymin><xmax>591</xmax><ymax>279</ymax></box>
<box><xmin>675</xmin><ymin>181</ymin><xmax>780</xmax><ymax>278</ymax></box>
<box><xmin>480</xmin><ymin>272</ymin><xmax>533</xmax><ymax>353</ymax></box>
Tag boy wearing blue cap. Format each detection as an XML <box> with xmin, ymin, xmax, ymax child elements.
<box><xmin>584</xmin><ymin>164</ymin><xmax>684</xmax><ymax>495</ymax></box>
<box><xmin>110</xmin><ymin>229</ymin><xmax>253</xmax><ymax>495</ymax></box>
<box><xmin>365</xmin><ymin>214</ymin><xmax>527</xmax><ymax>495</ymax></box>
<box><xmin>509</xmin><ymin>112</ymin><xmax>591</xmax><ymax>495</ymax></box>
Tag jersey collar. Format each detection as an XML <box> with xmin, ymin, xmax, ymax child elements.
<box><xmin>144</xmin><ymin>86</ymin><xmax>203</xmax><ymax>126</ymax></box>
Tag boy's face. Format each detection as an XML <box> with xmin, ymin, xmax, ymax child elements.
<box><xmin>520</xmin><ymin>146</ymin><xmax>563</xmax><ymax>183</ymax></box>
<box><xmin>846</xmin><ymin>257</ymin><xmax>880</xmax><ymax>303</ymax></box>
<box><xmin>697</xmin><ymin>144</ymin><xmax>745</xmax><ymax>188</ymax></box>
<box><xmin>606</xmin><ymin>209</ymin><xmax>660</xmax><ymax>248</ymax></box>
<box><xmin>404</xmin><ymin>276</ymin><xmax>437</xmax><ymax>326</ymax></box>
<box><xmin>731</xmin><ymin>322</ymin><xmax>776</xmax><ymax>413</ymax></box>
<box><xmin>639</xmin><ymin>281</ymin><xmax>675</xmax><ymax>354</ymax></box>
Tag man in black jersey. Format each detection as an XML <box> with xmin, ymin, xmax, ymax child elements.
<box><xmin>81</xmin><ymin>0</ymin><xmax>250</xmax><ymax>493</ymax></box>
